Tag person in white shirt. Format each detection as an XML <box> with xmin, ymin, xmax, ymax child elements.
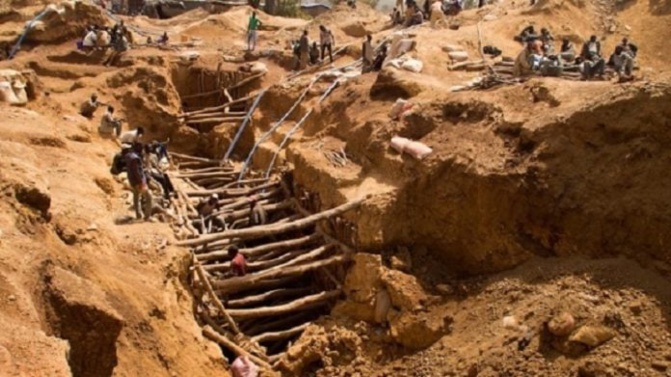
<box><xmin>430</xmin><ymin>0</ymin><xmax>445</xmax><ymax>28</ymax></box>
<box><xmin>99</xmin><ymin>106</ymin><xmax>122</xmax><ymax>138</ymax></box>
<box><xmin>119</xmin><ymin>126</ymin><xmax>145</xmax><ymax>144</ymax></box>
<box><xmin>83</xmin><ymin>29</ymin><xmax>98</xmax><ymax>48</ymax></box>
<box><xmin>319</xmin><ymin>25</ymin><xmax>335</xmax><ymax>63</ymax></box>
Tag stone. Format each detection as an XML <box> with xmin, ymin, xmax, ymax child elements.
<box><xmin>548</xmin><ymin>312</ymin><xmax>576</xmax><ymax>337</ymax></box>
<box><xmin>569</xmin><ymin>325</ymin><xmax>616</xmax><ymax>348</ymax></box>
<box><xmin>448</xmin><ymin>51</ymin><xmax>469</xmax><ymax>62</ymax></box>
<box><xmin>389</xmin><ymin>310</ymin><xmax>452</xmax><ymax>350</ymax></box>
<box><xmin>502</xmin><ymin>315</ymin><xmax>518</xmax><ymax>329</ymax></box>
<box><xmin>443</xmin><ymin>44</ymin><xmax>464</xmax><ymax>53</ymax></box>
<box><xmin>380</xmin><ymin>269</ymin><xmax>427</xmax><ymax>311</ymax></box>
<box><xmin>7</xmin><ymin>295</ymin><xmax>15</xmax><ymax>302</ymax></box>
<box><xmin>373</xmin><ymin>288</ymin><xmax>391</xmax><ymax>324</ymax></box>
<box><xmin>483</xmin><ymin>14</ymin><xmax>498</xmax><ymax>21</ymax></box>
<box><xmin>651</xmin><ymin>361</ymin><xmax>668</xmax><ymax>372</ymax></box>
<box><xmin>341</xmin><ymin>21</ymin><xmax>368</xmax><ymax>38</ymax></box>
<box><xmin>628</xmin><ymin>301</ymin><xmax>642</xmax><ymax>316</ymax></box>
<box><xmin>436</xmin><ymin>284</ymin><xmax>454</xmax><ymax>295</ymax></box>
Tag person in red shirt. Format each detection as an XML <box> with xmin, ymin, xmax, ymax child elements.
<box><xmin>229</xmin><ymin>246</ymin><xmax>247</xmax><ymax>277</ymax></box>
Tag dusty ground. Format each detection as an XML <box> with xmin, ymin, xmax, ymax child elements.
<box><xmin>0</xmin><ymin>0</ymin><xmax>670</xmax><ymax>376</ymax></box>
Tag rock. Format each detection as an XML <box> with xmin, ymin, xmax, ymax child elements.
<box><xmin>548</xmin><ymin>312</ymin><xmax>576</xmax><ymax>337</ymax></box>
<box><xmin>390</xmin><ymin>246</ymin><xmax>412</xmax><ymax>272</ymax></box>
<box><xmin>86</xmin><ymin>223</ymin><xmax>98</xmax><ymax>231</ymax></box>
<box><xmin>483</xmin><ymin>14</ymin><xmax>498</xmax><ymax>21</ymax></box>
<box><xmin>436</xmin><ymin>284</ymin><xmax>454</xmax><ymax>295</ymax></box>
<box><xmin>578</xmin><ymin>361</ymin><xmax>615</xmax><ymax>377</ymax></box>
<box><xmin>380</xmin><ymin>269</ymin><xmax>427</xmax><ymax>311</ymax></box>
<box><xmin>448</xmin><ymin>51</ymin><xmax>469</xmax><ymax>62</ymax></box>
<box><xmin>502</xmin><ymin>315</ymin><xmax>518</xmax><ymax>329</ymax></box>
<box><xmin>341</xmin><ymin>21</ymin><xmax>368</xmax><ymax>38</ymax></box>
<box><xmin>43</xmin><ymin>265</ymin><xmax>125</xmax><ymax>377</ymax></box>
<box><xmin>373</xmin><ymin>288</ymin><xmax>391</xmax><ymax>324</ymax></box>
<box><xmin>609</xmin><ymin>24</ymin><xmax>617</xmax><ymax>33</ymax></box>
<box><xmin>442</xmin><ymin>44</ymin><xmax>464</xmax><ymax>53</ymax></box>
<box><xmin>389</xmin><ymin>310</ymin><xmax>452</xmax><ymax>350</ymax></box>
<box><xmin>651</xmin><ymin>361</ymin><xmax>668</xmax><ymax>372</ymax></box>
<box><xmin>7</xmin><ymin>295</ymin><xmax>16</xmax><ymax>302</ymax></box>
<box><xmin>342</xmin><ymin>253</ymin><xmax>383</xmax><ymax>303</ymax></box>
<box><xmin>569</xmin><ymin>325</ymin><xmax>616</xmax><ymax>348</ymax></box>
<box><xmin>628</xmin><ymin>301</ymin><xmax>642</xmax><ymax>316</ymax></box>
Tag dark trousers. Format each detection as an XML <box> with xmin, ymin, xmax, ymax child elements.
<box><xmin>321</xmin><ymin>43</ymin><xmax>333</xmax><ymax>62</ymax></box>
<box><xmin>148</xmin><ymin>170</ymin><xmax>174</xmax><ymax>199</ymax></box>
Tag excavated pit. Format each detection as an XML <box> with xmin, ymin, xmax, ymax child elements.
<box><xmin>167</xmin><ymin>154</ymin><xmax>361</xmax><ymax>366</ymax></box>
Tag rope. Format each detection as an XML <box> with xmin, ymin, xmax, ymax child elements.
<box><xmin>263</xmin><ymin>80</ymin><xmax>339</xmax><ymax>179</ymax></box>
<box><xmin>8</xmin><ymin>8</ymin><xmax>51</xmax><ymax>59</ymax></box>
<box><xmin>237</xmin><ymin>79</ymin><xmax>318</xmax><ymax>181</ymax></box>
<box><xmin>223</xmin><ymin>89</ymin><xmax>267</xmax><ymax>161</ymax></box>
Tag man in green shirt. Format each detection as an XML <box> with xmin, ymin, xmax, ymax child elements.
<box><xmin>247</xmin><ymin>12</ymin><xmax>262</xmax><ymax>52</ymax></box>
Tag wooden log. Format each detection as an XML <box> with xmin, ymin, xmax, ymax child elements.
<box><xmin>169</xmin><ymin>152</ymin><xmax>221</xmax><ymax>163</ymax></box>
<box><xmin>448</xmin><ymin>60</ymin><xmax>485</xmax><ymax>71</ymax></box>
<box><xmin>180</xmin><ymin>93</ymin><xmax>256</xmax><ymax>118</ymax></box>
<box><xmin>176</xmin><ymin>171</ymin><xmax>237</xmax><ymax>179</ymax></box>
<box><xmin>181</xmin><ymin>72</ymin><xmax>265</xmax><ymax>100</ymax></box>
<box><xmin>227</xmin><ymin>71</ymin><xmax>266</xmax><ymax>91</ymax></box>
<box><xmin>177</xmin><ymin>196</ymin><xmax>369</xmax><ymax>247</ymax></box>
<box><xmin>196</xmin><ymin>233</ymin><xmax>322</xmax><ymax>261</ymax></box>
<box><xmin>184</xmin><ymin>181</ymin><xmax>281</xmax><ymax>197</ymax></box>
<box><xmin>204</xmin><ymin>247</ymin><xmax>304</xmax><ymax>273</ymax></box>
<box><xmin>201</xmin><ymin>326</ymin><xmax>273</xmax><ymax>371</ymax></box>
<box><xmin>211</xmin><ymin>255</ymin><xmax>348</xmax><ymax>293</ymax></box>
<box><xmin>186</xmin><ymin>116</ymin><xmax>245</xmax><ymax>125</ymax></box>
<box><xmin>226</xmin><ymin>290</ymin><xmax>341</xmax><ymax>320</ymax></box>
<box><xmin>290</xmin><ymin>198</ymin><xmax>355</xmax><ymax>254</ymax></box>
<box><xmin>226</xmin><ymin>287</ymin><xmax>313</xmax><ymax>308</ymax></box>
<box><xmin>223</xmin><ymin>177</ymin><xmax>269</xmax><ymax>189</ymax></box>
<box><xmin>187</xmin><ymin>111</ymin><xmax>247</xmax><ymax>119</ymax></box>
<box><xmin>180</xmin><ymin>166</ymin><xmax>236</xmax><ymax>174</ymax></box>
<box><xmin>252</xmin><ymin>323</ymin><xmax>310</xmax><ymax>344</ymax></box>
<box><xmin>262</xmin><ymin>244</ymin><xmax>335</xmax><ymax>274</ymax></box>
<box><xmin>193</xmin><ymin>259</ymin><xmax>241</xmax><ymax>335</ymax></box>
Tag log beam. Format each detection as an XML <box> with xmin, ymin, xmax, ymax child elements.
<box><xmin>252</xmin><ymin>323</ymin><xmax>310</xmax><ymax>344</ymax></box>
<box><xmin>177</xmin><ymin>195</ymin><xmax>369</xmax><ymax>247</ymax></box>
<box><xmin>211</xmin><ymin>255</ymin><xmax>348</xmax><ymax>293</ymax></box>
<box><xmin>202</xmin><ymin>326</ymin><xmax>273</xmax><ymax>371</ymax></box>
<box><xmin>226</xmin><ymin>287</ymin><xmax>313</xmax><ymax>308</ymax></box>
<box><xmin>226</xmin><ymin>290</ymin><xmax>341</xmax><ymax>320</ymax></box>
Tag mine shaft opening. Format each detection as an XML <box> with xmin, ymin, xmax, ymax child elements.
<box><xmin>170</xmin><ymin>153</ymin><xmax>360</xmax><ymax>367</ymax></box>
<box><xmin>171</xmin><ymin>62</ymin><xmax>264</xmax><ymax>134</ymax></box>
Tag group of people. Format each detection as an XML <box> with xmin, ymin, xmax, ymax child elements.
<box><xmin>513</xmin><ymin>25</ymin><xmax>638</xmax><ymax>81</ymax></box>
<box><xmin>390</xmin><ymin>0</ymin><xmax>461</xmax><ymax>28</ymax></box>
<box><xmin>290</xmin><ymin>25</ymin><xmax>336</xmax><ymax>70</ymax></box>
<box><xmin>79</xmin><ymin>21</ymin><xmax>131</xmax><ymax>66</ymax></box>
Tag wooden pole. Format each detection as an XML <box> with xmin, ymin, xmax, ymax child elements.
<box><xmin>179</xmin><ymin>93</ymin><xmax>256</xmax><ymax>118</ymax></box>
<box><xmin>226</xmin><ymin>287</ymin><xmax>313</xmax><ymax>308</ymax></box>
<box><xmin>251</xmin><ymin>323</ymin><xmax>310</xmax><ymax>344</ymax></box>
<box><xmin>185</xmin><ymin>116</ymin><xmax>245</xmax><ymax>125</ymax></box>
<box><xmin>196</xmin><ymin>233</ymin><xmax>322</xmax><ymax>261</ymax></box>
<box><xmin>177</xmin><ymin>195</ymin><xmax>369</xmax><ymax>247</ymax></box>
<box><xmin>211</xmin><ymin>255</ymin><xmax>348</xmax><ymax>293</ymax></box>
<box><xmin>225</xmin><ymin>290</ymin><xmax>341</xmax><ymax>320</ymax></box>
<box><xmin>201</xmin><ymin>326</ymin><xmax>273</xmax><ymax>371</ymax></box>
<box><xmin>193</xmin><ymin>259</ymin><xmax>241</xmax><ymax>335</ymax></box>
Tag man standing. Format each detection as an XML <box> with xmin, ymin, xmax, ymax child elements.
<box><xmin>319</xmin><ymin>25</ymin><xmax>335</xmax><ymax>63</ymax></box>
<box><xmin>119</xmin><ymin>126</ymin><xmax>145</xmax><ymax>144</ymax></box>
<box><xmin>429</xmin><ymin>0</ymin><xmax>445</xmax><ymax>28</ymax></box>
<box><xmin>362</xmin><ymin>34</ymin><xmax>374</xmax><ymax>73</ymax></box>
<box><xmin>228</xmin><ymin>246</ymin><xmax>247</xmax><ymax>277</ymax></box>
<box><xmin>124</xmin><ymin>143</ymin><xmax>153</xmax><ymax>221</ymax></box>
<box><xmin>298</xmin><ymin>30</ymin><xmax>310</xmax><ymax>70</ymax></box>
<box><xmin>99</xmin><ymin>106</ymin><xmax>122</xmax><ymax>138</ymax></box>
<box><xmin>247</xmin><ymin>11</ymin><xmax>262</xmax><ymax>52</ymax></box>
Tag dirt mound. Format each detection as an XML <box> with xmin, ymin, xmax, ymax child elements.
<box><xmin>24</xmin><ymin>2</ymin><xmax>108</xmax><ymax>45</ymax></box>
